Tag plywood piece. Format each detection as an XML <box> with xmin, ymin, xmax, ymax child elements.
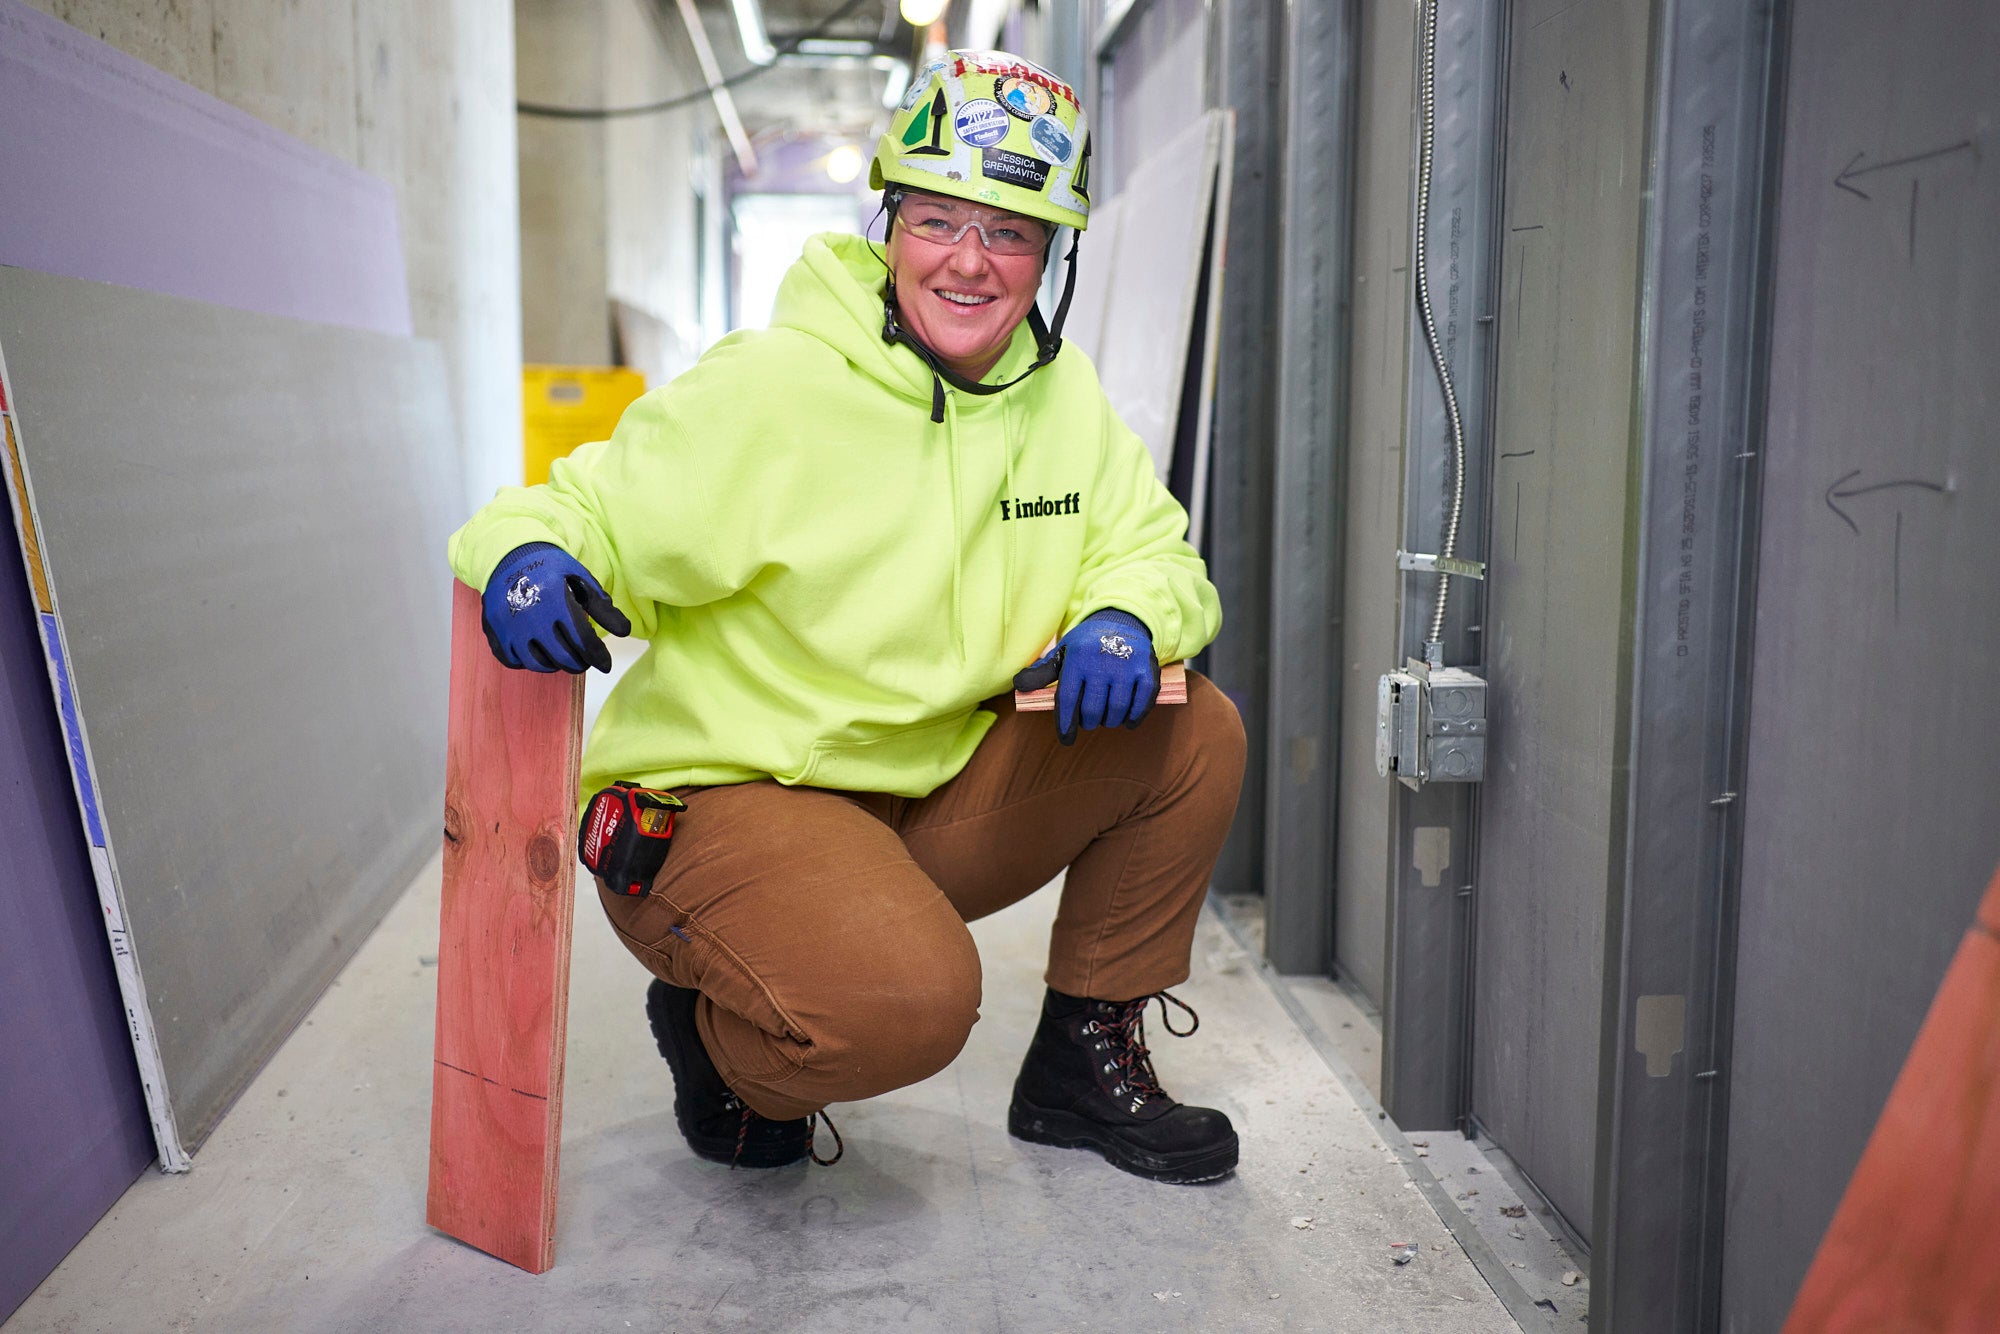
<box><xmin>1014</xmin><ymin>661</ymin><xmax>1188</xmax><ymax>713</ymax></box>
<box><xmin>1784</xmin><ymin>866</ymin><xmax>2000</xmax><ymax>1332</ymax></box>
<box><xmin>427</xmin><ymin>580</ymin><xmax>584</xmax><ymax>1274</ymax></box>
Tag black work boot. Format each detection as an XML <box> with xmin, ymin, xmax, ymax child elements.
<box><xmin>645</xmin><ymin>979</ymin><xmax>840</xmax><ymax>1168</ymax></box>
<box><xmin>1008</xmin><ymin>987</ymin><xmax>1238</xmax><ymax>1184</ymax></box>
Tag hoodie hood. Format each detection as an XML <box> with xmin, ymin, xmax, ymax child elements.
<box><xmin>769</xmin><ymin>231</ymin><xmax>1044</xmax><ymax>411</ymax></box>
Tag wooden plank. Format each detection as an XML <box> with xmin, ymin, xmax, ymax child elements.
<box><xmin>1015</xmin><ymin>660</ymin><xmax>1188</xmax><ymax>713</ymax></box>
<box><xmin>427</xmin><ymin>580</ymin><xmax>584</xmax><ymax>1274</ymax></box>
<box><xmin>1784</xmin><ymin>865</ymin><xmax>2000</xmax><ymax>1332</ymax></box>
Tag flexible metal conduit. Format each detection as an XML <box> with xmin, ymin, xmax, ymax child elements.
<box><xmin>1414</xmin><ymin>0</ymin><xmax>1469</xmax><ymax>652</ymax></box>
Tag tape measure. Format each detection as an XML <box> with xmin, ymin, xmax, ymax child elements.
<box><xmin>578</xmin><ymin>781</ymin><xmax>686</xmax><ymax>897</ymax></box>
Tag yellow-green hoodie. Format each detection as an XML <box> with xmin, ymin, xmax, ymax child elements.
<box><xmin>447</xmin><ymin>232</ymin><xmax>1221</xmax><ymax>799</ymax></box>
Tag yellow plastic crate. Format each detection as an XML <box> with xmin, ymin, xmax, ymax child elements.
<box><xmin>522</xmin><ymin>366</ymin><xmax>647</xmax><ymax>487</ymax></box>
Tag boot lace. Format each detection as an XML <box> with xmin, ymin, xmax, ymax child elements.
<box><xmin>1084</xmin><ymin>991</ymin><xmax>1199</xmax><ymax>1109</ymax></box>
<box><xmin>725</xmin><ymin>1095</ymin><xmax>844</xmax><ymax>1168</ymax></box>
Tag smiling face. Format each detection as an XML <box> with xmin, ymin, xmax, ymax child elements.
<box><xmin>885</xmin><ymin>191</ymin><xmax>1049</xmax><ymax>383</ymax></box>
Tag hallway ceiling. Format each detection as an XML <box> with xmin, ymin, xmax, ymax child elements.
<box><xmin>688</xmin><ymin>0</ymin><xmax>920</xmax><ymax>141</ymax></box>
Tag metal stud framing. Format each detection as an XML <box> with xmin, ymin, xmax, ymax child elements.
<box><xmin>1260</xmin><ymin>0</ymin><xmax>1359</xmax><ymax>975</ymax></box>
<box><xmin>1380</xmin><ymin>0</ymin><xmax>1505</xmax><ymax>1132</ymax></box>
<box><xmin>1588</xmin><ymin>0</ymin><xmax>1782</xmax><ymax>1326</ymax></box>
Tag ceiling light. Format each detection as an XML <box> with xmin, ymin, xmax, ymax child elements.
<box><xmin>900</xmin><ymin>0</ymin><xmax>949</xmax><ymax>29</ymax></box>
<box><xmin>729</xmin><ymin>0</ymin><xmax>775</xmax><ymax>65</ymax></box>
<box><xmin>826</xmin><ymin>144</ymin><xmax>865</xmax><ymax>185</ymax></box>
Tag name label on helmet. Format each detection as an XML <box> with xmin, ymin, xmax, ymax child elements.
<box><xmin>983</xmin><ymin>148</ymin><xmax>1051</xmax><ymax>192</ymax></box>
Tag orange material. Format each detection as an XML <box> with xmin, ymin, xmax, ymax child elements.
<box><xmin>1014</xmin><ymin>660</ymin><xmax>1189</xmax><ymax>713</ymax></box>
<box><xmin>1784</xmin><ymin>864</ymin><xmax>2000</xmax><ymax>1332</ymax></box>
<box><xmin>426</xmin><ymin>580</ymin><xmax>584</xmax><ymax>1273</ymax></box>
<box><xmin>3</xmin><ymin>415</ymin><xmax>54</xmax><ymax>613</ymax></box>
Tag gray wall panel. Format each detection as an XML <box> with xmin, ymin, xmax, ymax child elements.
<box><xmin>1469</xmin><ymin>0</ymin><xmax>1654</xmax><ymax>1240</ymax></box>
<box><xmin>0</xmin><ymin>267</ymin><xmax>461</xmax><ymax>1152</ymax></box>
<box><xmin>1332</xmin><ymin>0</ymin><xmax>1418</xmax><ymax>1006</ymax></box>
<box><xmin>1722</xmin><ymin>2</ymin><xmax>2000</xmax><ymax>1328</ymax></box>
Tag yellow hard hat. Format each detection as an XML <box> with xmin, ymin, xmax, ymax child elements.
<box><xmin>870</xmin><ymin>50</ymin><xmax>1091</xmax><ymax>232</ymax></box>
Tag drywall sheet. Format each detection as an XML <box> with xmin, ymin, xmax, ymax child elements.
<box><xmin>0</xmin><ymin>434</ymin><xmax>153</xmax><ymax>1321</ymax></box>
<box><xmin>1099</xmin><ymin>0</ymin><xmax>1207</xmax><ymax>201</ymax></box>
<box><xmin>1089</xmin><ymin>109</ymin><xmax>1228</xmax><ymax>534</ymax></box>
<box><xmin>1722</xmin><ymin>1</ymin><xmax>2000</xmax><ymax>1327</ymax></box>
<box><xmin>0</xmin><ymin>0</ymin><xmax>410</xmax><ymax>337</ymax></box>
<box><xmin>0</xmin><ymin>265</ymin><xmax>460</xmax><ymax>1162</ymax></box>
<box><xmin>1061</xmin><ymin>195</ymin><xmax>1121</xmax><ymax>370</ymax></box>
<box><xmin>1466</xmin><ymin>0</ymin><xmax>1653</xmax><ymax>1242</ymax></box>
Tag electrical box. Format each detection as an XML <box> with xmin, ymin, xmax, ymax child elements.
<box><xmin>1376</xmin><ymin>659</ymin><xmax>1487</xmax><ymax>789</ymax></box>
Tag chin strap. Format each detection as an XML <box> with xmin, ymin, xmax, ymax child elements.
<box><xmin>882</xmin><ymin>232</ymin><xmax>1081</xmax><ymax>423</ymax></box>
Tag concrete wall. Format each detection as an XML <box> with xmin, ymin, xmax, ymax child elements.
<box><xmin>24</xmin><ymin>0</ymin><xmax>523</xmax><ymax>511</ymax></box>
<box><xmin>517</xmin><ymin>0</ymin><xmax>715</xmax><ymax>385</ymax></box>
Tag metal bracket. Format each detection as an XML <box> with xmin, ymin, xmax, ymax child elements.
<box><xmin>1397</xmin><ymin>549</ymin><xmax>1486</xmax><ymax>580</ymax></box>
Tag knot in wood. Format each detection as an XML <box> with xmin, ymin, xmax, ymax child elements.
<box><xmin>527</xmin><ymin>831</ymin><xmax>562</xmax><ymax>884</ymax></box>
<box><xmin>443</xmin><ymin>804</ymin><xmax>464</xmax><ymax>845</ymax></box>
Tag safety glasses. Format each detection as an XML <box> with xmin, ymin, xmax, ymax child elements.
<box><xmin>893</xmin><ymin>192</ymin><xmax>1052</xmax><ymax>257</ymax></box>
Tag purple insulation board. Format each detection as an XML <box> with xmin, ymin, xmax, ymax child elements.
<box><xmin>0</xmin><ymin>398</ymin><xmax>154</xmax><ymax>1323</ymax></box>
<box><xmin>0</xmin><ymin>0</ymin><xmax>411</xmax><ymax>337</ymax></box>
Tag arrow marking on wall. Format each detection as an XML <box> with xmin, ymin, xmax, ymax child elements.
<box><xmin>1833</xmin><ymin>140</ymin><xmax>1977</xmax><ymax>201</ymax></box>
<box><xmin>1823</xmin><ymin>468</ymin><xmax>1948</xmax><ymax>535</ymax></box>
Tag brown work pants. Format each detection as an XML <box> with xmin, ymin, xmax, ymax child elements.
<box><xmin>595</xmin><ymin>672</ymin><xmax>1246</xmax><ymax>1120</ymax></box>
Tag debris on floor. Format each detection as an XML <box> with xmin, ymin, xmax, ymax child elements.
<box><xmin>1291</xmin><ymin>1215</ymin><xmax>1316</xmax><ymax>1230</ymax></box>
<box><xmin>1562</xmin><ymin>1271</ymin><xmax>1582</xmax><ymax>1286</ymax></box>
<box><xmin>1392</xmin><ymin>1242</ymin><xmax>1420</xmax><ymax>1265</ymax></box>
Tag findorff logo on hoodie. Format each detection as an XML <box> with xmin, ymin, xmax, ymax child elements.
<box><xmin>1001</xmin><ymin>492</ymin><xmax>1081</xmax><ymax>520</ymax></box>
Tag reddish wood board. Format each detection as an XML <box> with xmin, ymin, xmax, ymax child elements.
<box><xmin>427</xmin><ymin>580</ymin><xmax>584</xmax><ymax>1273</ymax></box>
<box><xmin>1014</xmin><ymin>660</ymin><xmax>1189</xmax><ymax>712</ymax></box>
<box><xmin>1784</xmin><ymin>864</ymin><xmax>2000</xmax><ymax>1332</ymax></box>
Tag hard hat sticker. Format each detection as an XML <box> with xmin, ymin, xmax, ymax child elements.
<box><xmin>982</xmin><ymin>147</ymin><xmax>1052</xmax><ymax>191</ymax></box>
<box><xmin>998</xmin><ymin>76</ymin><xmax>1057</xmax><ymax>121</ymax></box>
<box><xmin>901</xmin><ymin>88</ymin><xmax>951</xmax><ymax>157</ymax></box>
<box><xmin>902</xmin><ymin>59</ymin><xmax>947</xmax><ymax>111</ymax></box>
<box><xmin>955</xmin><ymin>98</ymin><xmax>1011</xmax><ymax>149</ymax></box>
<box><xmin>1028</xmin><ymin>114</ymin><xmax>1074</xmax><ymax>164</ymax></box>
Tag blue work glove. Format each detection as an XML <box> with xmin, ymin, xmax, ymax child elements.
<box><xmin>479</xmin><ymin>542</ymin><xmax>630</xmax><ymax>673</ymax></box>
<box><xmin>1012</xmin><ymin>609</ymin><xmax>1159</xmax><ymax>745</ymax></box>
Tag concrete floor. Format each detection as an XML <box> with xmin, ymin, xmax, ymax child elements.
<box><xmin>10</xmin><ymin>637</ymin><xmax>1526</xmax><ymax>1332</ymax></box>
<box><xmin>12</xmin><ymin>852</ymin><xmax>1527</xmax><ymax>1333</ymax></box>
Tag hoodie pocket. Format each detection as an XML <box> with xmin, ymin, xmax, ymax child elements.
<box><xmin>795</xmin><ymin>715</ymin><xmax>972</xmax><ymax>790</ymax></box>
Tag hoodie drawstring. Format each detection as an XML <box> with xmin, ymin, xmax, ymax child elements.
<box><xmin>1000</xmin><ymin>394</ymin><xmax>1017</xmax><ymax>635</ymax></box>
<box><xmin>943</xmin><ymin>390</ymin><xmax>966</xmax><ymax>661</ymax></box>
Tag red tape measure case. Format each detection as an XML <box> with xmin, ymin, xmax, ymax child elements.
<box><xmin>578</xmin><ymin>781</ymin><xmax>685</xmax><ymax>896</ymax></box>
